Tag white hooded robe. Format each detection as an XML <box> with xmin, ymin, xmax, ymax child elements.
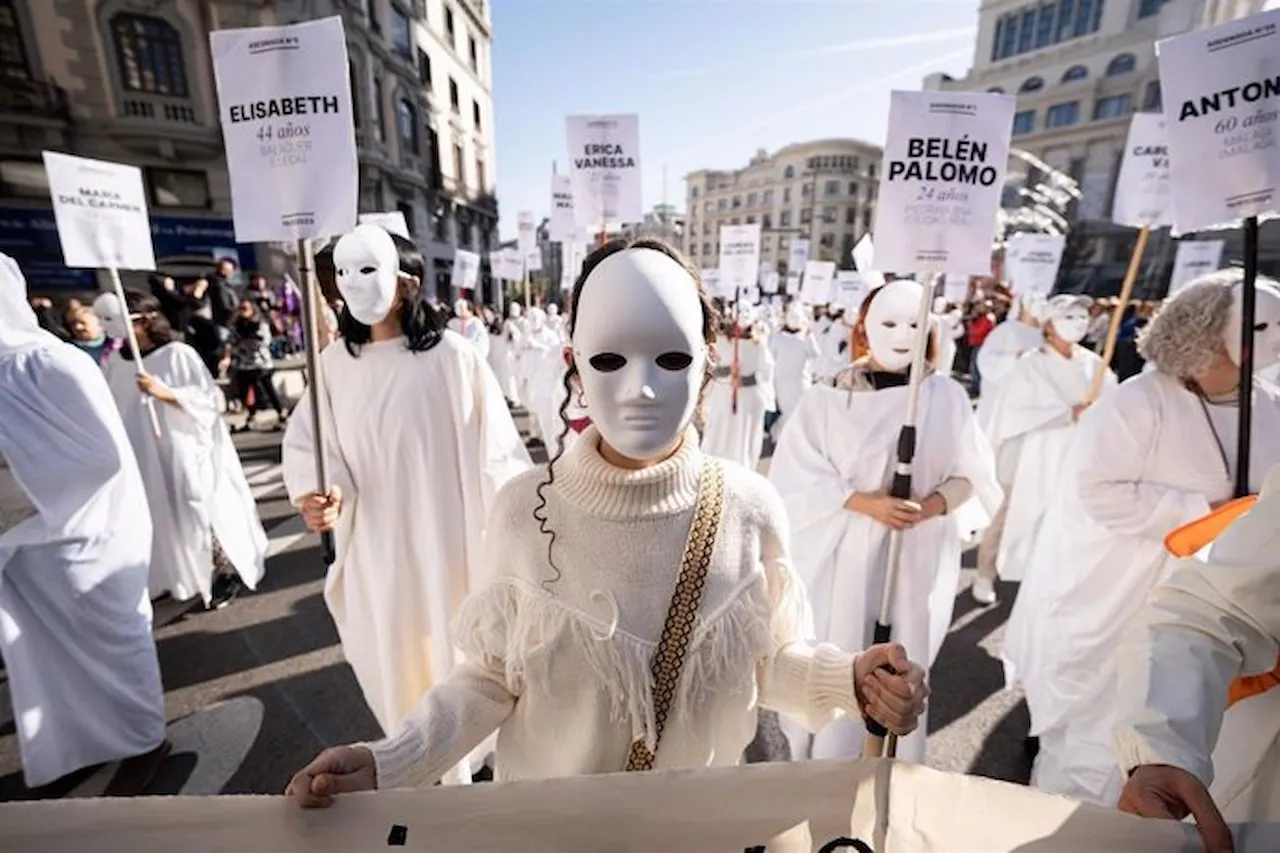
<box><xmin>1003</xmin><ymin>369</ymin><xmax>1280</xmax><ymax>805</ymax></box>
<box><xmin>702</xmin><ymin>334</ymin><xmax>774</xmax><ymax>470</ymax></box>
<box><xmin>282</xmin><ymin>330</ymin><xmax>531</xmax><ymax>739</ymax></box>
<box><xmin>768</xmin><ymin>370</ymin><xmax>1001</xmax><ymax>762</ymax></box>
<box><xmin>975</xmin><ymin>319</ymin><xmax>1043</xmax><ymax>433</ymax></box>
<box><xmin>0</xmin><ymin>256</ymin><xmax>165</xmax><ymax>787</ymax></box>
<box><xmin>769</xmin><ymin>328</ymin><xmax>821</xmax><ymax>436</ymax></box>
<box><xmin>104</xmin><ymin>341</ymin><xmax>268</xmax><ymax>605</ymax></box>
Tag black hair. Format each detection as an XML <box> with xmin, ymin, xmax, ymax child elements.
<box><xmin>335</xmin><ymin>232</ymin><xmax>443</xmax><ymax>358</ymax></box>
<box><xmin>123</xmin><ymin>289</ymin><xmax>180</xmax><ymax>351</ymax></box>
<box><xmin>531</xmin><ymin>236</ymin><xmax>720</xmax><ymax>589</ymax></box>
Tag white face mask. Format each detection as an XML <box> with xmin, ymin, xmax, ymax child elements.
<box><xmin>1049</xmin><ymin>307</ymin><xmax>1090</xmax><ymax>344</ymax></box>
<box><xmin>1225</xmin><ymin>283</ymin><xmax>1280</xmax><ymax>370</ymax></box>
<box><xmin>548</xmin><ymin>304</ymin><xmax>560</xmax><ymax>318</ymax></box>
<box><xmin>333</xmin><ymin>224</ymin><xmax>400</xmax><ymax>325</ymax></box>
<box><xmin>864</xmin><ymin>280</ymin><xmax>925</xmax><ymax>371</ymax></box>
<box><xmin>509</xmin><ymin>303</ymin><xmax>522</xmax><ymax>319</ymax></box>
<box><xmin>572</xmin><ymin>248</ymin><xmax>706</xmax><ymax>461</ymax></box>
<box><xmin>92</xmin><ymin>292</ymin><xmax>131</xmax><ymax>341</ymax></box>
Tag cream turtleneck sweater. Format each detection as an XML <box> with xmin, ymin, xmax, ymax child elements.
<box><xmin>368</xmin><ymin>425</ymin><xmax>861</xmax><ymax>788</ymax></box>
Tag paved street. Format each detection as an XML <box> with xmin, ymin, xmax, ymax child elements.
<box><xmin>0</xmin><ymin>408</ymin><xmax>1032</xmax><ymax>800</ymax></box>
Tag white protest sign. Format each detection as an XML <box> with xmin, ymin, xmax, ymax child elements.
<box><xmin>801</xmin><ymin>260</ymin><xmax>836</xmax><ymax>305</ymax></box>
<box><xmin>42</xmin><ymin>152</ymin><xmax>155</xmax><ymax>270</ymax></box>
<box><xmin>525</xmin><ymin>248</ymin><xmax>543</xmax><ymax>273</ymax></box>
<box><xmin>717</xmin><ymin>223</ymin><xmax>762</xmax><ymax>293</ymax></box>
<box><xmin>358</xmin><ymin>211</ymin><xmax>410</xmax><ymax>239</ymax></box>
<box><xmin>833</xmin><ymin>270</ymin><xmax>870</xmax><ymax>312</ymax></box>
<box><xmin>210</xmin><ymin>16</ymin><xmax>358</xmax><ymax>242</ymax></box>
<box><xmin>1005</xmin><ymin>232</ymin><xmax>1066</xmax><ymax>298</ymax></box>
<box><xmin>788</xmin><ymin>238</ymin><xmax>810</xmax><ymax>273</ymax></box>
<box><xmin>874</xmin><ymin>90</ymin><xmax>1016</xmax><ymax>276</ymax></box>
<box><xmin>560</xmin><ymin>240</ymin><xmax>586</xmax><ymax>290</ymax></box>
<box><xmin>700</xmin><ymin>267</ymin><xmax>728</xmax><ymax>299</ymax></box>
<box><xmin>851</xmin><ymin>233</ymin><xmax>874</xmax><ymax>272</ymax></box>
<box><xmin>490</xmin><ymin>248</ymin><xmax>523</xmax><ymax>282</ymax></box>
<box><xmin>549</xmin><ymin>174</ymin><xmax>575</xmax><ymax>241</ymax></box>
<box><xmin>451</xmin><ymin>248</ymin><xmax>480</xmax><ymax>291</ymax></box>
<box><xmin>1156</xmin><ymin>8</ymin><xmax>1280</xmax><ymax>232</ymax></box>
<box><xmin>785</xmin><ymin>272</ymin><xmax>801</xmax><ymax>295</ymax></box>
<box><xmin>565</xmin><ymin>114</ymin><xmax>642</xmax><ymax>227</ymax></box>
<box><xmin>1168</xmin><ymin>239</ymin><xmax>1226</xmax><ymax>295</ymax></box>
<box><xmin>517</xmin><ymin>211</ymin><xmax>537</xmax><ymax>256</ymax></box>
<box><xmin>1111</xmin><ymin>113</ymin><xmax>1173</xmax><ymax>228</ymax></box>
<box><xmin>943</xmin><ymin>274</ymin><xmax>970</xmax><ymax>303</ymax></box>
<box><xmin>761</xmin><ymin>269</ymin><xmax>780</xmax><ymax>294</ymax></box>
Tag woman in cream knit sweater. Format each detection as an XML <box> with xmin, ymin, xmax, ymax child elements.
<box><xmin>287</xmin><ymin>238</ymin><xmax>929</xmax><ymax>805</ymax></box>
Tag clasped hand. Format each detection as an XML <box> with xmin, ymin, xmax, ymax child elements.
<box><xmin>854</xmin><ymin>642</ymin><xmax>929</xmax><ymax>735</ymax></box>
<box><xmin>845</xmin><ymin>491</ymin><xmax>937</xmax><ymax>530</ymax></box>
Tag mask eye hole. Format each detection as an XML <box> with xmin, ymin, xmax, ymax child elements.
<box><xmin>1255</xmin><ymin>322</ymin><xmax>1269</xmax><ymax>332</ymax></box>
<box><xmin>360</xmin><ymin>266</ymin><xmax>377</xmax><ymax>275</ymax></box>
<box><xmin>589</xmin><ymin>353</ymin><xmax>626</xmax><ymax>372</ymax></box>
<box><xmin>656</xmin><ymin>352</ymin><xmax>693</xmax><ymax>371</ymax></box>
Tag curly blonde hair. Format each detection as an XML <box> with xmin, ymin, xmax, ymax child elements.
<box><xmin>1138</xmin><ymin>269</ymin><xmax>1253</xmax><ymax>378</ymax></box>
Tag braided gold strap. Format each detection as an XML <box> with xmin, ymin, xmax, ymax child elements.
<box><xmin>625</xmin><ymin>458</ymin><xmax>726</xmax><ymax>772</ymax></box>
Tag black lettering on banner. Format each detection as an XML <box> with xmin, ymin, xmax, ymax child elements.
<box><xmin>886</xmin><ymin>135</ymin><xmax>998</xmax><ymax>187</ymax></box>
<box><xmin>743</xmin><ymin>837</ymin><xmax>873</xmax><ymax>853</ymax></box>
<box><xmin>1178</xmin><ymin>75</ymin><xmax>1280</xmax><ymax>120</ymax></box>
<box><xmin>572</xmin><ymin>142</ymin><xmax>637</xmax><ymax>170</ymax></box>
<box><xmin>228</xmin><ymin>95</ymin><xmax>341</xmax><ymax>123</ymax></box>
<box><xmin>1132</xmin><ymin>143</ymin><xmax>1170</xmax><ymax>168</ymax></box>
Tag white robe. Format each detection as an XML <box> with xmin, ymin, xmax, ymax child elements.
<box><xmin>933</xmin><ymin>309</ymin><xmax>964</xmax><ymax>377</ymax></box>
<box><xmin>702</xmin><ymin>335</ymin><xmax>774</xmax><ymax>470</ymax></box>
<box><xmin>488</xmin><ymin>327</ymin><xmax>517</xmax><ymax>403</ymax></box>
<box><xmin>767</xmin><ymin>373</ymin><xmax>1001</xmax><ymax>762</ymax></box>
<box><xmin>983</xmin><ymin>345</ymin><xmax>1116</xmax><ymax>581</ymax></box>
<box><xmin>0</xmin><ymin>310</ymin><xmax>165</xmax><ymax>787</ymax></box>
<box><xmin>500</xmin><ymin>318</ymin><xmax>525</xmax><ymax>406</ymax></box>
<box><xmin>817</xmin><ymin>321</ymin><xmax>853</xmax><ymax>381</ymax></box>
<box><xmin>104</xmin><ymin>342</ymin><xmax>267</xmax><ymax>605</ymax></box>
<box><xmin>448</xmin><ymin>316</ymin><xmax>490</xmax><ymax>359</ymax></box>
<box><xmin>282</xmin><ymin>331</ymin><xmax>531</xmax><ymax>739</ymax></box>
<box><xmin>975</xmin><ymin>319</ymin><xmax>1043</xmax><ymax>434</ymax></box>
<box><xmin>1002</xmin><ymin>370</ymin><xmax>1280</xmax><ymax>805</ymax></box>
<box><xmin>521</xmin><ymin>327</ymin><xmax>563</xmax><ymax>445</ymax></box>
<box><xmin>1113</xmin><ymin>469</ymin><xmax>1280</xmax><ymax>824</ymax></box>
<box><xmin>770</xmin><ymin>329</ymin><xmax>821</xmax><ymax>435</ymax></box>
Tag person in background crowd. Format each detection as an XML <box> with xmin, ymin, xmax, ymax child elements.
<box><xmin>64</xmin><ymin>303</ymin><xmax>121</xmax><ymax>372</ymax></box>
<box><xmin>447</xmin><ymin>298</ymin><xmax>490</xmax><ymax>357</ymax></box>
<box><xmin>246</xmin><ymin>273</ymin><xmax>278</xmax><ymax>317</ymax></box>
<box><xmin>226</xmin><ymin>298</ymin><xmax>287</xmax><ymax>433</ymax></box>
<box><xmin>95</xmin><ymin>290</ymin><xmax>268</xmax><ymax>611</ymax></box>
<box><xmin>209</xmin><ymin>258</ymin><xmax>241</xmax><ymax>332</ymax></box>
<box><xmin>148</xmin><ymin>274</ymin><xmax>189</xmax><ymax>333</ymax></box>
<box><xmin>975</xmin><ymin>298</ymin><xmax>1043</xmax><ymax>434</ymax></box>
<box><xmin>183</xmin><ymin>277</ymin><xmax>229</xmax><ymax>378</ymax></box>
<box><xmin>28</xmin><ymin>296</ymin><xmax>70</xmax><ymax>341</ymax></box>
<box><xmin>1112</xmin><ymin>304</ymin><xmax>1150</xmax><ymax>381</ymax></box>
<box><xmin>1083</xmin><ymin>299</ymin><xmax>1112</xmax><ymax>352</ymax></box>
<box><xmin>964</xmin><ymin>301</ymin><xmax>996</xmax><ymax>395</ymax></box>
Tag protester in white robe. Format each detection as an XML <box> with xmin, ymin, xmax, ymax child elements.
<box><xmin>95</xmin><ymin>291</ymin><xmax>267</xmax><ymax>609</ymax></box>
<box><xmin>769</xmin><ymin>279</ymin><xmax>1001</xmax><ymax>763</ymax></box>
<box><xmin>702</xmin><ymin>313</ymin><xmax>775</xmax><ymax>470</ymax></box>
<box><xmin>972</xmin><ymin>295</ymin><xmax>1115</xmax><ymax>605</ymax></box>
<box><xmin>283</xmin><ymin>226</ymin><xmax>531</xmax><ymax>765</ymax></box>
<box><xmin>500</xmin><ymin>303</ymin><xmax>525</xmax><ymax>406</ymax></box>
<box><xmin>485</xmin><ymin>307</ymin><xmax>517</xmax><ymax>405</ymax></box>
<box><xmin>769</xmin><ymin>302</ymin><xmax>822</xmax><ymax>440</ymax></box>
<box><xmin>1004</xmin><ymin>271</ymin><xmax>1280</xmax><ymax>807</ymax></box>
<box><xmin>932</xmin><ymin>298</ymin><xmax>965</xmax><ymax>378</ymax></box>
<box><xmin>448</xmin><ymin>298</ymin><xmax>489</xmax><ymax>359</ymax></box>
<box><xmin>546</xmin><ymin>302</ymin><xmax>567</xmax><ymax>340</ymax></box>
<box><xmin>1113</xmin><ymin>466</ymin><xmax>1280</xmax><ymax>853</ymax></box>
<box><xmin>975</xmin><ymin>301</ymin><xmax>1044</xmax><ymax>433</ymax></box>
<box><xmin>520</xmin><ymin>308</ymin><xmax>563</xmax><ymax>444</ymax></box>
<box><xmin>816</xmin><ymin>307</ymin><xmax>853</xmax><ymax>381</ymax></box>
<box><xmin>0</xmin><ymin>253</ymin><xmax>168</xmax><ymax>792</ymax></box>
<box><xmin>286</xmin><ymin>237</ymin><xmax>928</xmax><ymax>805</ymax></box>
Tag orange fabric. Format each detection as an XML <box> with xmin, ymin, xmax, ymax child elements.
<box><xmin>1161</xmin><ymin>496</ymin><xmax>1277</xmax><ymax>707</ymax></box>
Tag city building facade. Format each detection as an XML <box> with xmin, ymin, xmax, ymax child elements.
<box><xmin>683</xmin><ymin>139</ymin><xmax>883</xmax><ymax>276</ymax></box>
<box><xmin>0</xmin><ymin>0</ymin><xmax>499</xmax><ymax>301</ymax></box>
<box><xmin>923</xmin><ymin>0</ymin><xmax>1274</xmax><ymax>290</ymax></box>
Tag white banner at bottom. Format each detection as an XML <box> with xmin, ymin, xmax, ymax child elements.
<box><xmin>1</xmin><ymin>758</ymin><xmax>1258</xmax><ymax>852</ymax></box>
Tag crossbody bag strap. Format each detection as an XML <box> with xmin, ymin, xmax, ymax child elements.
<box><xmin>624</xmin><ymin>457</ymin><xmax>726</xmax><ymax>772</ymax></box>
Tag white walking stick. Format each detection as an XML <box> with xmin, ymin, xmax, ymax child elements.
<box><xmin>864</xmin><ymin>276</ymin><xmax>935</xmax><ymax>760</ymax></box>
<box><xmin>296</xmin><ymin>238</ymin><xmax>336</xmax><ymax>567</ymax></box>
<box><xmin>107</xmin><ymin>268</ymin><xmax>161</xmax><ymax>439</ymax></box>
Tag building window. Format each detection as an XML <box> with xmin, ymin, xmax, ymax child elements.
<box><xmin>782</xmin><ymin>187</ymin><xmax>791</xmax><ymax>203</ymax></box>
<box><xmin>1019</xmin><ymin>76</ymin><xmax>1044</xmax><ymax>93</ymax></box>
<box><xmin>1013</xmin><ymin>109</ymin><xmax>1036</xmax><ymax>135</ymax></box>
<box><xmin>373</xmin><ymin>76</ymin><xmax>385</xmax><ymax>142</ymax></box>
<box><xmin>783</xmin><ymin>165</ymin><xmax>795</xmax><ymax>179</ymax></box>
<box><xmin>845</xmin><ymin>207</ymin><xmax>857</xmax><ymax>225</ymax></box>
<box><xmin>475</xmin><ymin>157</ymin><xmax>485</xmax><ymax>189</ymax></box>
<box><xmin>730</xmin><ymin>217</ymin><xmax>741</xmax><ymax>226</ymax></box>
<box><xmin>1093</xmin><ymin>93</ymin><xmax>1131</xmax><ymax>120</ymax></box>
<box><xmin>145</xmin><ymin>167</ymin><xmax>209</xmax><ymax>208</ymax></box>
<box><xmin>1107</xmin><ymin>53</ymin><xmax>1136</xmax><ymax>76</ymax></box>
<box><xmin>1017</xmin><ymin>9</ymin><xmax>1036</xmax><ymax>52</ymax></box>
<box><xmin>469</xmin><ymin>35</ymin><xmax>477</xmax><ymax>72</ymax></box>
<box><xmin>717</xmin><ymin>198</ymin><xmax>726</xmax><ymax>211</ymax></box>
<box><xmin>445</xmin><ymin>6</ymin><xmax>456</xmax><ymax>43</ymax></box>
<box><xmin>998</xmin><ymin>14</ymin><xmax>1017</xmax><ymax>58</ymax></box>
<box><xmin>992</xmin><ymin>0</ymin><xmax>1102</xmax><ymax>62</ymax></box>
<box><xmin>779</xmin><ymin>210</ymin><xmax>792</xmax><ymax>227</ymax></box>
<box><xmin>847</xmin><ymin>182</ymin><xmax>858</xmax><ymax>197</ymax></box>
<box><xmin>390</xmin><ymin>5</ymin><xmax>412</xmax><ymax>58</ymax></box>
<box><xmin>746</xmin><ymin>215</ymin><xmax>756</xmax><ymax>224</ymax></box>
<box><xmin>1143</xmin><ymin>80</ymin><xmax>1162</xmax><ymax>110</ymax></box>
<box><xmin>1046</xmin><ymin>101</ymin><xmax>1079</xmax><ymax>128</ymax></box>
<box><xmin>418</xmin><ymin>49</ymin><xmax>432</xmax><ymax>86</ymax></box>
<box><xmin>824</xmin><ymin>180</ymin><xmax>840</xmax><ymax>197</ymax></box>
<box><xmin>702</xmin><ymin>221</ymin><xmax>709</xmax><ymax>234</ymax></box>
<box><xmin>1062</xmin><ymin>64</ymin><xmax>1088</xmax><ymax>83</ymax></box>
<box><xmin>111</xmin><ymin>13</ymin><xmax>188</xmax><ymax>96</ymax></box>
<box><xmin>1138</xmin><ymin>0</ymin><xmax>1166</xmax><ymax>17</ymax></box>
<box><xmin>862</xmin><ymin>209</ymin><xmax>873</xmax><ymax>230</ymax></box>
<box><xmin>799</xmin><ymin>209</ymin><xmax>812</xmax><ymax>224</ymax></box>
<box><xmin>702</xmin><ymin>242</ymin><xmax>711</xmax><ymax>255</ymax></box>
<box><xmin>426</xmin><ymin>126</ymin><xmax>440</xmax><ymax>184</ymax></box>
<box><xmin>762</xmin><ymin>213</ymin><xmax>772</xmax><ymax>229</ymax></box>
<box><xmin>801</xmin><ymin>182</ymin><xmax>813</xmax><ymax>198</ymax></box>
<box><xmin>397</xmin><ymin>201</ymin><xmax>415</xmax><ymax>237</ymax></box>
<box><xmin>820</xmin><ymin>206</ymin><xmax>836</xmax><ymax>224</ymax></box>
<box><xmin>1035</xmin><ymin>3</ymin><xmax>1055</xmax><ymax>47</ymax></box>
<box><xmin>472</xmin><ymin>99</ymin><xmax>481</xmax><ymax>130</ymax></box>
<box><xmin>453</xmin><ymin>142</ymin><xmax>464</xmax><ymax>184</ymax></box>
<box><xmin>432</xmin><ymin>208</ymin><xmax>447</xmax><ymax>241</ymax></box>
<box><xmin>396</xmin><ymin>97</ymin><xmax>419</xmax><ymax>154</ymax></box>
<box><xmin>0</xmin><ymin>0</ymin><xmax>32</xmax><ymax>81</ymax></box>
<box><xmin>449</xmin><ymin>77</ymin><xmax>459</xmax><ymax>112</ymax></box>
<box><xmin>747</xmin><ymin>191</ymin><xmax>757</xmax><ymax>206</ymax></box>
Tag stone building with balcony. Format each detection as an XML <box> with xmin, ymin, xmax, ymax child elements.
<box><xmin>0</xmin><ymin>0</ymin><xmax>500</xmax><ymax>302</ymax></box>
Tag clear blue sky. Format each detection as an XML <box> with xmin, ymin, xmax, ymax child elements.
<box><xmin>490</xmin><ymin>0</ymin><xmax>981</xmax><ymax>241</ymax></box>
